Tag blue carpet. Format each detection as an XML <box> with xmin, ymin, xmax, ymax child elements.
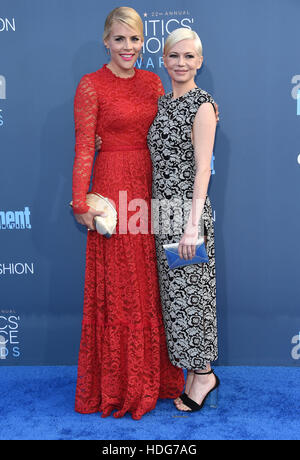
<box><xmin>0</xmin><ymin>366</ymin><xmax>299</xmax><ymax>440</ymax></box>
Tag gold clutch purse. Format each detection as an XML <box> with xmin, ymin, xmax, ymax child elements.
<box><xmin>70</xmin><ymin>192</ymin><xmax>117</xmax><ymax>238</ymax></box>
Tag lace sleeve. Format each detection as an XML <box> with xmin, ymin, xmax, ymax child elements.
<box><xmin>157</xmin><ymin>75</ymin><xmax>165</xmax><ymax>98</ymax></box>
<box><xmin>72</xmin><ymin>75</ymin><xmax>98</xmax><ymax>214</ymax></box>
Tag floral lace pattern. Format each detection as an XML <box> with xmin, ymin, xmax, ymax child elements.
<box><xmin>73</xmin><ymin>65</ymin><xmax>184</xmax><ymax>420</ymax></box>
<box><xmin>148</xmin><ymin>89</ymin><xmax>218</xmax><ymax>370</ymax></box>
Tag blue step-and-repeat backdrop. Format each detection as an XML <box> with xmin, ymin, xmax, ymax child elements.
<box><xmin>1</xmin><ymin>0</ymin><xmax>299</xmax><ymax>366</ymax></box>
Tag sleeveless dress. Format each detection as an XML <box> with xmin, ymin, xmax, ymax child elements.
<box><xmin>147</xmin><ymin>88</ymin><xmax>218</xmax><ymax>370</ymax></box>
<box><xmin>72</xmin><ymin>65</ymin><xmax>184</xmax><ymax>420</ymax></box>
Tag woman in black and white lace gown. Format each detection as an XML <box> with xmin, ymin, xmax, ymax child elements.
<box><xmin>147</xmin><ymin>28</ymin><xmax>219</xmax><ymax>412</ymax></box>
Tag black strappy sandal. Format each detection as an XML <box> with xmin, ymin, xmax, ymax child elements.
<box><xmin>176</xmin><ymin>371</ymin><xmax>195</xmax><ymax>404</ymax></box>
<box><xmin>179</xmin><ymin>369</ymin><xmax>220</xmax><ymax>412</ymax></box>
<box><xmin>177</xmin><ymin>392</ymin><xmax>188</xmax><ymax>403</ymax></box>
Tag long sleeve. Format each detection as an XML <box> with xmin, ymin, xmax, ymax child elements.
<box><xmin>72</xmin><ymin>75</ymin><xmax>99</xmax><ymax>214</ymax></box>
<box><xmin>156</xmin><ymin>75</ymin><xmax>165</xmax><ymax>98</ymax></box>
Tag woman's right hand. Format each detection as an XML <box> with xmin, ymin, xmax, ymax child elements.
<box><xmin>74</xmin><ymin>207</ymin><xmax>107</xmax><ymax>231</ymax></box>
<box><xmin>95</xmin><ymin>134</ymin><xmax>102</xmax><ymax>152</ymax></box>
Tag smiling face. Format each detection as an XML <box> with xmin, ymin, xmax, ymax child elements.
<box><xmin>163</xmin><ymin>39</ymin><xmax>203</xmax><ymax>84</ymax></box>
<box><xmin>104</xmin><ymin>21</ymin><xmax>143</xmax><ymax>75</ymax></box>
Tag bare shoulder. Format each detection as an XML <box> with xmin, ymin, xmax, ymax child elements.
<box><xmin>194</xmin><ymin>101</ymin><xmax>216</xmax><ymax>125</ymax></box>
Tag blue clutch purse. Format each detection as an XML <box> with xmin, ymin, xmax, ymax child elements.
<box><xmin>163</xmin><ymin>238</ymin><xmax>209</xmax><ymax>270</ymax></box>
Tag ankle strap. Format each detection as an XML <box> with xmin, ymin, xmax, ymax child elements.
<box><xmin>194</xmin><ymin>369</ymin><xmax>214</xmax><ymax>375</ymax></box>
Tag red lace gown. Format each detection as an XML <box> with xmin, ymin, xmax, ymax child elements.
<box><xmin>72</xmin><ymin>64</ymin><xmax>184</xmax><ymax>420</ymax></box>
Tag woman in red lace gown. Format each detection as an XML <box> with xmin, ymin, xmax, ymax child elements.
<box><xmin>72</xmin><ymin>7</ymin><xmax>184</xmax><ymax>420</ymax></box>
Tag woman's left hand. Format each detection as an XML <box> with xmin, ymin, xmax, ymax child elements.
<box><xmin>95</xmin><ymin>134</ymin><xmax>102</xmax><ymax>152</ymax></box>
<box><xmin>178</xmin><ymin>224</ymin><xmax>199</xmax><ymax>260</ymax></box>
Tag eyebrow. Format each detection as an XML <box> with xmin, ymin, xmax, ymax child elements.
<box><xmin>169</xmin><ymin>51</ymin><xmax>196</xmax><ymax>54</ymax></box>
<box><xmin>112</xmin><ymin>35</ymin><xmax>140</xmax><ymax>38</ymax></box>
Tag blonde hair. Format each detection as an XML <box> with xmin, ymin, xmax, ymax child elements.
<box><xmin>164</xmin><ymin>28</ymin><xmax>203</xmax><ymax>56</ymax></box>
<box><xmin>103</xmin><ymin>7</ymin><xmax>144</xmax><ymax>42</ymax></box>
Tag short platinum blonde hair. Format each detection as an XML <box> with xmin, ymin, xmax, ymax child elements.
<box><xmin>103</xmin><ymin>7</ymin><xmax>144</xmax><ymax>42</ymax></box>
<box><xmin>164</xmin><ymin>28</ymin><xmax>203</xmax><ymax>56</ymax></box>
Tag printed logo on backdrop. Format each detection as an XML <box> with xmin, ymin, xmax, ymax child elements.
<box><xmin>0</xmin><ymin>75</ymin><xmax>6</xmax><ymax>100</ymax></box>
<box><xmin>0</xmin><ymin>75</ymin><xmax>5</xmax><ymax>127</ymax></box>
<box><xmin>0</xmin><ymin>310</ymin><xmax>20</xmax><ymax>360</ymax></box>
<box><xmin>0</xmin><ymin>17</ymin><xmax>16</xmax><ymax>32</ymax></box>
<box><xmin>290</xmin><ymin>78</ymin><xmax>300</xmax><ymax>361</ymax></box>
<box><xmin>136</xmin><ymin>9</ymin><xmax>194</xmax><ymax>70</ymax></box>
<box><xmin>291</xmin><ymin>332</ymin><xmax>300</xmax><ymax>360</ymax></box>
<box><xmin>291</xmin><ymin>75</ymin><xmax>300</xmax><ymax>116</ymax></box>
<box><xmin>291</xmin><ymin>75</ymin><xmax>300</xmax><ymax>106</ymax></box>
<box><xmin>0</xmin><ymin>263</ymin><xmax>34</xmax><ymax>276</ymax></box>
<box><xmin>0</xmin><ymin>207</ymin><xmax>32</xmax><ymax>229</ymax></box>
<box><xmin>291</xmin><ymin>75</ymin><xmax>300</xmax><ymax>164</ymax></box>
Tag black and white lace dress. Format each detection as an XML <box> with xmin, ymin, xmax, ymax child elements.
<box><xmin>147</xmin><ymin>87</ymin><xmax>218</xmax><ymax>370</ymax></box>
